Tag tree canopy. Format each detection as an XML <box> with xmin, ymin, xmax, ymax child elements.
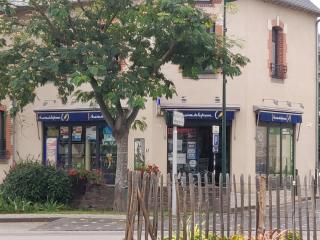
<box><xmin>0</xmin><ymin>0</ymin><xmax>248</xmax><ymax>129</ymax></box>
<box><xmin>0</xmin><ymin>0</ymin><xmax>249</xmax><ymax>210</ymax></box>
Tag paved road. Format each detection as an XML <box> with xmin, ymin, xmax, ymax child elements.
<box><xmin>0</xmin><ymin>222</ymin><xmax>124</xmax><ymax>240</ymax></box>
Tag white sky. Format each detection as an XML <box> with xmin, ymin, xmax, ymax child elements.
<box><xmin>312</xmin><ymin>0</ymin><xmax>320</xmax><ymax>8</ymax></box>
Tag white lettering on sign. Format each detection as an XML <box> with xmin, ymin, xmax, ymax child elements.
<box><xmin>272</xmin><ymin>114</ymin><xmax>291</xmax><ymax>122</ymax></box>
<box><xmin>184</xmin><ymin>112</ymin><xmax>213</xmax><ymax>119</ymax></box>
<box><xmin>173</xmin><ymin>111</ymin><xmax>185</xmax><ymax>126</ymax></box>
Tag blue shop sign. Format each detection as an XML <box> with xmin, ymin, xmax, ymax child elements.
<box><xmin>37</xmin><ymin>111</ymin><xmax>104</xmax><ymax>122</ymax></box>
<box><xmin>259</xmin><ymin>111</ymin><xmax>302</xmax><ymax>124</ymax></box>
<box><xmin>182</xmin><ymin>110</ymin><xmax>235</xmax><ymax>121</ymax></box>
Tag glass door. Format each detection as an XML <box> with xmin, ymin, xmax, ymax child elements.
<box><xmin>281</xmin><ymin>128</ymin><xmax>294</xmax><ymax>175</ymax></box>
<box><xmin>268</xmin><ymin>127</ymin><xmax>281</xmax><ymax>174</ymax></box>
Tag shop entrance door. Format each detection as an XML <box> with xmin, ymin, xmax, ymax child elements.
<box><xmin>167</xmin><ymin>126</ymin><xmax>231</xmax><ymax>182</ymax></box>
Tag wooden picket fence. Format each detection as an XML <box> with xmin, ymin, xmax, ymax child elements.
<box><xmin>125</xmin><ymin>171</ymin><xmax>319</xmax><ymax>240</ymax></box>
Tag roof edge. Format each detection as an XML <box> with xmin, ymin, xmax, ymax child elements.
<box><xmin>263</xmin><ymin>0</ymin><xmax>320</xmax><ymax>15</ymax></box>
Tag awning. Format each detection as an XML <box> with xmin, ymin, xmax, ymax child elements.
<box><xmin>254</xmin><ymin>106</ymin><xmax>303</xmax><ymax>124</ymax></box>
<box><xmin>162</xmin><ymin>105</ymin><xmax>240</xmax><ymax>123</ymax></box>
<box><xmin>35</xmin><ymin>109</ymin><xmax>104</xmax><ymax>122</ymax></box>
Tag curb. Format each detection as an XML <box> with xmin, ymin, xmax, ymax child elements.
<box><xmin>0</xmin><ymin>217</ymin><xmax>60</xmax><ymax>223</ymax></box>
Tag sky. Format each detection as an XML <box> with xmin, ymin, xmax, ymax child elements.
<box><xmin>312</xmin><ymin>0</ymin><xmax>320</xmax><ymax>8</ymax></box>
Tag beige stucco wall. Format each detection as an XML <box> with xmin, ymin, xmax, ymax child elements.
<box><xmin>0</xmin><ymin>0</ymin><xmax>318</xmax><ymax>181</ymax></box>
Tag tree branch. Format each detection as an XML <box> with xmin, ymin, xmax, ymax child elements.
<box><xmin>90</xmin><ymin>77</ymin><xmax>115</xmax><ymax>128</ymax></box>
<box><xmin>116</xmin><ymin>99</ymin><xmax>124</xmax><ymax>116</ymax></box>
<box><xmin>126</xmin><ymin>107</ymin><xmax>140</xmax><ymax>126</ymax></box>
<box><xmin>160</xmin><ymin>41</ymin><xmax>176</xmax><ymax>65</ymax></box>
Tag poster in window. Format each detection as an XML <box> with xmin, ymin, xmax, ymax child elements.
<box><xmin>187</xmin><ymin>141</ymin><xmax>196</xmax><ymax>160</ymax></box>
<box><xmin>86</xmin><ymin>126</ymin><xmax>96</xmax><ymax>140</ymax></box>
<box><xmin>72</xmin><ymin>126</ymin><xmax>82</xmax><ymax>142</ymax></box>
<box><xmin>102</xmin><ymin>127</ymin><xmax>114</xmax><ymax>144</ymax></box>
<box><xmin>134</xmin><ymin>138</ymin><xmax>145</xmax><ymax>170</ymax></box>
<box><xmin>46</xmin><ymin>138</ymin><xmax>57</xmax><ymax>166</ymax></box>
<box><xmin>60</xmin><ymin>126</ymin><xmax>69</xmax><ymax>140</ymax></box>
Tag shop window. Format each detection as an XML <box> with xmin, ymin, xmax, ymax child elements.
<box><xmin>270</xmin><ymin>26</ymin><xmax>287</xmax><ymax>79</ymax></box>
<box><xmin>43</xmin><ymin>123</ymin><xmax>117</xmax><ymax>184</ymax></box>
<box><xmin>255</xmin><ymin>125</ymin><xmax>294</xmax><ymax>175</ymax></box>
<box><xmin>0</xmin><ymin>111</ymin><xmax>6</xmax><ymax>159</ymax></box>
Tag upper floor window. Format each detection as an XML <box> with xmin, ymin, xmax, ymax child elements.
<box><xmin>0</xmin><ymin>111</ymin><xmax>6</xmax><ymax>159</ymax></box>
<box><xmin>270</xmin><ymin>26</ymin><xmax>287</xmax><ymax>79</ymax></box>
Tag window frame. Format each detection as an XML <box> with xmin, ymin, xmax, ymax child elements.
<box><xmin>255</xmin><ymin>122</ymin><xmax>295</xmax><ymax>177</ymax></box>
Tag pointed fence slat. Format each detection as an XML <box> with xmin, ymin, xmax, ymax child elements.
<box><xmin>167</xmin><ymin>174</ymin><xmax>172</xmax><ymax>240</ymax></box>
<box><xmin>226</xmin><ymin>174</ymin><xmax>231</xmax><ymax>238</ymax></box>
<box><xmin>268</xmin><ymin>175</ymin><xmax>273</xmax><ymax>232</ymax></box>
<box><xmin>291</xmin><ymin>176</ymin><xmax>297</xmax><ymax>240</ymax></box>
<box><xmin>248</xmin><ymin>175</ymin><xmax>252</xmax><ymax>240</ymax></box>
<box><xmin>159</xmin><ymin>175</ymin><xmax>164</xmax><ymax>240</ymax></box>
<box><xmin>153</xmin><ymin>175</ymin><xmax>160</xmax><ymax>238</ymax></box>
<box><xmin>233</xmin><ymin>174</ymin><xmax>238</xmax><ymax>235</ymax></box>
<box><xmin>240</xmin><ymin>174</ymin><xmax>244</xmax><ymax>235</ymax></box>
<box><xmin>284</xmin><ymin>176</ymin><xmax>288</xmax><ymax>233</ymax></box>
<box><xmin>305</xmin><ymin>176</ymin><xmax>310</xmax><ymax>240</ymax></box>
<box><xmin>212</xmin><ymin>173</ymin><xmax>217</xmax><ymax>234</ymax></box>
<box><xmin>189</xmin><ymin>173</ymin><xmax>195</xmax><ymax>240</ymax></box>
<box><xmin>219</xmin><ymin>174</ymin><xmax>224</xmax><ymax>238</ymax></box>
<box><xmin>276</xmin><ymin>175</ymin><xmax>280</xmax><ymax>229</ymax></box>
<box><xmin>197</xmin><ymin>173</ymin><xmax>203</xmax><ymax>240</ymax></box>
<box><xmin>204</xmin><ymin>173</ymin><xmax>210</xmax><ymax>238</ymax></box>
<box><xmin>175</xmin><ymin>175</ymin><xmax>181</xmax><ymax>240</ymax></box>
<box><xmin>255</xmin><ymin>176</ymin><xmax>260</xmax><ymax>238</ymax></box>
<box><xmin>311</xmin><ymin>177</ymin><xmax>317</xmax><ymax>240</ymax></box>
<box><xmin>183</xmin><ymin>184</ymin><xmax>187</xmax><ymax>240</ymax></box>
<box><xmin>297</xmin><ymin>175</ymin><xmax>303</xmax><ymax>240</ymax></box>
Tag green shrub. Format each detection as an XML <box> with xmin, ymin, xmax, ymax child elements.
<box><xmin>1</xmin><ymin>161</ymin><xmax>72</xmax><ymax>204</ymax></box>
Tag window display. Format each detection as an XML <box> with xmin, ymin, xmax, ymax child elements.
<box><xmin>255</xmin><ymin>125</ymin><xmax>294</xmax><ymax>175</ymax></box>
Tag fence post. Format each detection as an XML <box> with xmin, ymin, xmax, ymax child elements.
<box><xmin>233</xmin><ymin>174</ymin><xmax>238</xmax><ymax>235</ymax></box>
<box><xmin>167</xmin><ymin>174</ymin><xmax>172</xmax><ymax>240</ymax></box>
<box><xmin>248</xmin><ymin>175</ymin><xmax>252</xmax><ymax>240</ymax></box>
<box><xmin>160</xmin><ymin>175</ymin><xmax>164</xmax><ymax>240</ymax></box>
<box><xmin>311</xmin><ymin>177</ymin><xmax>317</xmax><ymax>240</ymax></box>
<box><xmin>189</xmin><ymin>173</ymin><xmax>195</xmax><ymax>240</ymax></box>
<box><xmin>304</xmin><ymin>176</ymin><xmax>310</xmax><ymax>240</ymax></box>
<box><xmin>258</xmin><ymin>175</ymin><xmax>266</xmax><ymax>235</ymax></box>
<box><xmin>240</xmin><ymin>174</ymin><xmax>244</xmax><ymax>235</ymax></box>
<box><xmin>175</xmin><ymin>174</ymin><xmax>181</xmax><ymax>240</ymax></box>
<box><xmin>226</xmin><ymin>174</ymin><xmax>230</xmax><ymax>238</ymax></box>
<box><xmin>204</xmin><ymin>173</ymin><xmax>210</xmax><ymax>238</ymax></box>
<box><xmin>219</xmin><ymin>174</ymin><xmax>224</xmax><ymax>238</ymax></box>
<box><xmin>197</xmin><ymin>173</ymin><xmax>203</xmax><ymax>240</ymax></box>
<box><xmin>268</xmin><ymin>175</ymin><xmax>272</xmax><ymax>232</ymax></box>
<box><xmin>212</xmin><ymin>173</ymin><xmax>216</xmax><ymax>235</ymax></box>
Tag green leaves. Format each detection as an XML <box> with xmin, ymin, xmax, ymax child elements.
<box><xmin>0</xmin><ymin>0</ymin><xmax>248</xmax><ymax>129</ymax></box>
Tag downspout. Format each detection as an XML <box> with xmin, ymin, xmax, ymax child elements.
<box><xmin>12</xmin><ymin>99</ymin><xmax>16</xmax><ymax>164</ymax></box>
<box><xmin>316</xmin><ymin>18</ymin><xmax>320</xmax><ymax>177</ymax></box>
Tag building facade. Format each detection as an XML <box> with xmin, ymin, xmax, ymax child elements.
<box><xmin>0</xmin><ymin>0</ymin><xmax>319</xmax><ymax>182</ymax></box>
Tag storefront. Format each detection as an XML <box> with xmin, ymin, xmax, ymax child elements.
<box><xmin>35</xmin><ymin>110</ymin><xmax>117</xmax><ymax>184</ymax></box>
<box><xmin>164</xmin><ymin>108</ymin><xmax>238</xmax><ymax>180</ymax></box>
<box><xmin>255</xmin><ymin>107</ymin><xmax>302</xmax><ymax>177</ymax></box>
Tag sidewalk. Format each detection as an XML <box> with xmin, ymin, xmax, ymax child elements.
<box><xmin>0</xmin><ymin>213</ymin><xmax>127</xmax><ymax>223</ymax></box>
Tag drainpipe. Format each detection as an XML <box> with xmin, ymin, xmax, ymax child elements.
<box><xmin>12</xmin><ymin>99</ymin><xmax>16</xmax><ymax>165</ymax></box>
<box><xmin>316</xmin><ymin>19</ymin><xmax>320</xmax><ymax>179</ymax></box>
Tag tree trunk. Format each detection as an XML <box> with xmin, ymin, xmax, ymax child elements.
<box><xmin>113</xmin><ymin>129</ymin><xmax>129</xmax><ymax>212</ymax></box>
